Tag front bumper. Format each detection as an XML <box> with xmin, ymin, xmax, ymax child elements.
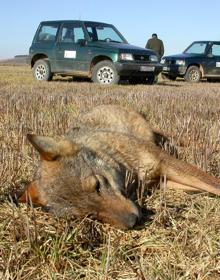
<box><xmin>115</xmin><ymin>62</ymin><xmax>163</xmax><ymax>76</ymax></box>
<box><xmin>162</xmin><ymin>64</ymin><xmax>187</xmax><ymax>76</ymax></box>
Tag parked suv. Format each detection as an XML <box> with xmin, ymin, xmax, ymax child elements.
<box><xmin>161</xmin><ymin>41</ymin><xmax>220</xmax><ymax>82</ymax></box>
<box><xmin>28</xmin><ymin>20</ymin><xmax>162</xmax><ymax>85</ymax></box>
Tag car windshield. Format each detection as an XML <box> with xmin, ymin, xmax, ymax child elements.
<box><xmin>184</xmin><ymin>42</ymin><xmax>207</xmax><ymax>54</ymax></box>
<box><xmin>84</xmin><ymin>23</ymin><xmax>127</xmax><ymax>43</ymax></box>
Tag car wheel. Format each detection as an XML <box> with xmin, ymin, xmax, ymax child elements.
<box><xmin>92</xmin><ymin>60</ymin><xmax>120</xmax><ymax>85</ymax></box>
<box><xmin>33</xmin><ymin>59</ymin><xmax>53</xmax><ymax>81</ymax></box>
<box><xmin>184</xmin><ymin>66</ymin><xmax>201</xmax><ymax>83</ymax></box>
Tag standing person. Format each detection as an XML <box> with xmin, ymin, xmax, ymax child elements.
<box><xmin>145</xmin><ymin>33</ymin><xmax>164</xmax><ymax>60</ymax></box>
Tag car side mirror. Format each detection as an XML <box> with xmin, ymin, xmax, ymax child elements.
<box><xmin>77</xmin><ymin>39</ymin><xmax>87</xmax><ymax>46</ymax></box>
<box><xmin>207</xmin><ymin>53</ymin><xmax>213</xmax><ymax>58</ymax></box>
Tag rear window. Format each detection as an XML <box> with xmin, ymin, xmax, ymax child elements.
<box><xmin>36</xmin><ymin>24</ymin><xmax>59</xmax><ymax>42</ymax></box>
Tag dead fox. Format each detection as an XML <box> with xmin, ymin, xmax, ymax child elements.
<box><xmin>18</xmin><ymin>106</ymin><xmax>220</xmax><ymax>229</ymax></box>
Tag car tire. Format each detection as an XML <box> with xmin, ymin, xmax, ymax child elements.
<box><xmin>92</xmin><ymin>60</ymin><xmax>120</xmax><ymax>85</ymax></box>
<box><xmin>33</xmin><ymin>59</ymin><xmax>53</xmax><ymax>81</ymax></box>
<box><xmin>184</xmin><ymin>66</ymin><xmax>201</xmax><ymax>83</ymax></box>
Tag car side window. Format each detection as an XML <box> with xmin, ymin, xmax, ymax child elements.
<box><xmin>61</xmin><ymin>27</ymin><xmax>75</xmax><ymax>42</ymax></box>
<box><xmin>211</xmin><ymin>44</ymin><xmax>220</xmax><ymax>56</ymax></box>
<box><xmin>74</xmin><ymin>28</ymin><xmax>85</xmax><ymax>42</ymax></box>
<box><xmin>61</xmin><ymin>24</ymin><xmax>85</xmax><ymax>43</ymax></box>
<box><xmin>86</xmin><ymin>27</ymin><xmax>96</xmax><ymax>41</ymax></box>
<box><xmin>36</xmin><ymin>24</ymin><xmax>58</xmax><ymax>42</ymax></box>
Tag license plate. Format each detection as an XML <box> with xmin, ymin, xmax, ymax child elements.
<box><xmin>163</xmin><ymin>66</ymin><xmax>170</xmax><ymax>71</ymax></box>
<box><xmin>140</xmin><ymin>66</ymin><xmax>155</xmax><ymax>71</ymax></box>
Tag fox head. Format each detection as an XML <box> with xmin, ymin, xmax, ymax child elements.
<box><xmin>19</xmin><ymin>134</ymin><xmax>140</xmax><ymax>229</ymax></box>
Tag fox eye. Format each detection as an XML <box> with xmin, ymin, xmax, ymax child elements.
<box><xmin>82</xmin><ymin>176</ymin><xmax>100</xmax><ymax>193</ymax></box>
<box><xmin>96</xmin><ymin>180</ymin><xmax>101</xmax><ymax>194</ymax></box>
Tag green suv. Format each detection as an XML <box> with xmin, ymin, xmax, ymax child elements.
<box><xmin>28</xmin><ymin>20</ymin><xmax>162</xmax><ymax>84</ymax></box>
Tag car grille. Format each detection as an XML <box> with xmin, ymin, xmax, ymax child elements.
<box><xmin>133</xmin><ymin>54</ymin><xmax>150</xmax><ymax>62</ymax></box>
<box><xmin>165</xmin><ymin>59</ymin><xmax>176</xmax><ymax>65</ymax></box>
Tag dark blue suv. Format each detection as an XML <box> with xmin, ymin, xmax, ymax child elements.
<box><xmin>161</xmin><ymin>41</ymin><xmax>220</xmax><ymax>82</ymax></box>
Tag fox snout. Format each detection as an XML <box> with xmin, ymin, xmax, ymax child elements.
<box><xmin>97</xmin><ymin>196</ymin><xmax>141</xmax><ymax>229</ymax></box>
<box><xmin>110</xmin><ymin>212</ymin><xmax>139</xmax><ymax>229</ymax></box>
<box><xmin>124</xmin><ymin>205</ymin><xmax>143</xmax><ymax>229</ymax></box>
<box><xmin>123</xmin><ymin>212</ymin><xmax>140</xmax><ymax>229</ymax></box>
<box><xmin>98</xmin><ymin>210</ymin><xmax>140</xmax><ymax>229</ymax></box>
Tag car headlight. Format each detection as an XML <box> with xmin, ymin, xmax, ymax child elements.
<box><xmin>149</xmin><ymin>55</ymin><xmax>158</xmax><ymax>62</ymax></box>
<box><xmin>119</xmin><ymin>53</ymin><xmax>134</xmax><ymax>61</ymax></box>
<box><xmin>160</xmin><ymin>58</ymin><xmax>166</xmax><ymax>64</ymax></box>
<box><xmin>176</xmin><ymin>60</ymin><xmax>185</xmax><ymax>66</ymax></box>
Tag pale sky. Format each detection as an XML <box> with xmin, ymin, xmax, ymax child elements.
<box><xmin>1</xmin><ymin>0</ymin><xmax>220</xmax><ymax>59</ymax></box>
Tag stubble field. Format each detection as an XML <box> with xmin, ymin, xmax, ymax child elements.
<box><xmin>0</xmin><ymin>65</ymin><xmax>220</xmax><ymax>280</ymax></box>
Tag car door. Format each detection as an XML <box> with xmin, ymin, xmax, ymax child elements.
<box><xmin>205</xmin><ymin>43</ymin><xmax>220</xmax><ymax>76</ymax></box>
<box><xmin>54</xmin><ymin>22</ymin><xmax>90</xmax><ymax>73</ymax></box>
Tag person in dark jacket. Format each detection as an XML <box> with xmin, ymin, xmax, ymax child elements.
<box><xmin>145</xmin><ymin>33</ymin><xmax>164</xmax><ymax>60</ymax></box>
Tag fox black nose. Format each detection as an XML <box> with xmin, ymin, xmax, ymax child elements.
<box><xmin>126</xmin><ymin>213</ymin><xmax>139</xmax><ymax>228</ymax></box>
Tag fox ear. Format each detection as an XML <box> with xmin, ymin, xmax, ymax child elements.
<box><xmin>18</xmin><ymin>181</ymin><xmax>46</xmax><ymax>206</ymax></box>
<box><xmin>27</xmin><ymin>134</ymin><xmax>80</xmax><ymax>161</ymax></box>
